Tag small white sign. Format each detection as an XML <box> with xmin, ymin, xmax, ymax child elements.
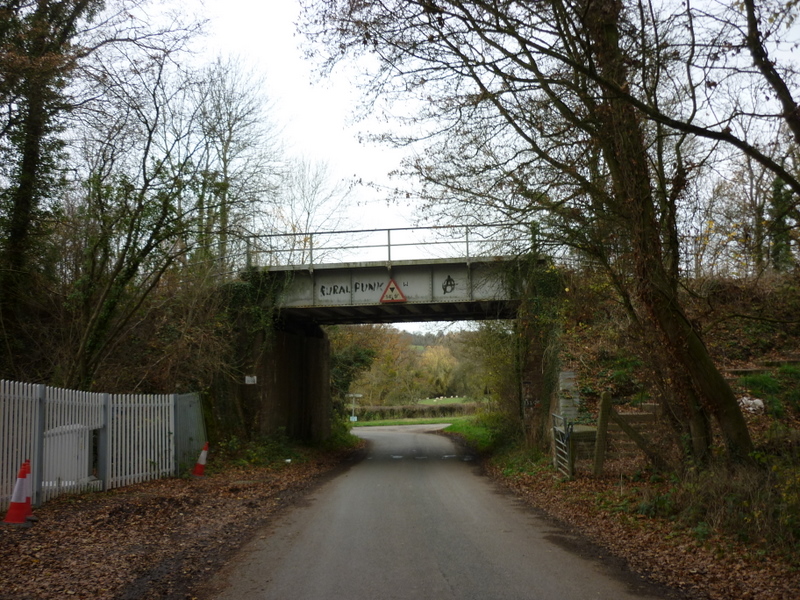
<box><xmin>245</xmin><ymin>376</ymin><xmax>257</xmax><ymax>385</ymax></box>
<box><xmin>349</xmin><ymin>416</ymin><xmax>358</xmax><ymax>422</ymax></box>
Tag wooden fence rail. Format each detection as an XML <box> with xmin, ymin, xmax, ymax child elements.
<box><xmin>593</xmin><ymin>391</ymin><xmax>666</xmax><ymax>475</ymax></box>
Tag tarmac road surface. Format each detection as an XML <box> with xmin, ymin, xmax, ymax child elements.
<box><xmin>209</xmin><ymin>424</ymin><xmax>680</xmax><ymax>600</ymax></box>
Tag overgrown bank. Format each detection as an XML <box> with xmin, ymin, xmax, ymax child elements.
<box><xmin>497</xmin><ymin>271</ymin><xmax>800</xmax><ymax>597</ymax></box>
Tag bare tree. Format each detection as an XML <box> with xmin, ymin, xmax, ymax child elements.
<box><xmin>269</xmin><ymin>158</ymin><xmax>353</xmax><ymax>264</ymax></box>
<box><xmin>54</xmin><ymin>50</ymin><xmax>207</xmax><ymax>388</ymax></box>
<box><xmin>191</xmin><ymin>56</ymin><xmax>282</xmax><ymax>272</ymax></box>
<box><xmin>0</xmin><ymin>0</ymin><xmax>201</xmax><ymax>379</ymax></box>
<box><xmin>300</xmin><ymin>0</ymin><xmax>769</xmax><ymax>463</ymax></box>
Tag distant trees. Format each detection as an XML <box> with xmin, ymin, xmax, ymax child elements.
<box><xmin>329</xmin><ymin>324</ymin><xmax>495</xmax><ymax>406</ymax></box>
<box><xmin>328</xmin><ymin>324</ymin><xmax>381</xmax><ymax>407</ymax></box>
<box><xmin>353</xmin><ymin>327</ymin><xmax>424</xmax><ymax>404</ymax></box>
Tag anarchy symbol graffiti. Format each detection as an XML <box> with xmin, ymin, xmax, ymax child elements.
<box><xmin>442</xmin><ymin>275</ymin><xmax>456</xmax><ymax>295</ymax></box>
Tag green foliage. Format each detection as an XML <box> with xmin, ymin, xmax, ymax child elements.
<box><xmin>354</xmin><ymin>415</ymin><xmax>474</xmax><ymax>427</ymax></box>
<box><xmin>224</xmin><ymin>269</ymin><xmax>286</xmax><ymax>337</ymax></box>
<box><xmin>445</xmin><ymin>412</ymin><xmax>523</xmax><ymax>453</ymax></box>
<box><xmin>319</xmin><ymin>418</ymin><xmax>362</xmax><ymax>451</ymax></box>
<box><xmin>740</xmin><ymin>372</ymin><xmax>781</xmax><ymax>396</ymax></box>
<box><xmin>472</xmin><ymin>322</ymin><xmax>519</xmax><ymax>413</ymax></box>
<box><xmin>330</xmin><ymin>345</ymin><xmax>377</xmax><ymax>401</ymax></box>
<box><xmin>418</xmin><ymin>396</ymin><xmax>477</xmax><ymax>405</ymax></box>
<box><xmin>494</xmin><ymin>447</ymin><xmax>548</xmax><ymax>478</ymax></box>
<box><xmin>737</xmin><ymin>368</ymin><xmax>800</xmax><ymax>418</ymax></box>
<box><xmin>213</xmin><ymin>432</ymin><xmax>300</xmax><ymax>468</ymax></box>
<box><xmin>420</xmin><ymin>345</ymin><xmax>458</xmax><ymax>397</ymax></box>
<box><xmin>355</xmin><ymin>402</ymin><xmax>479</xmax><ymax>421</ymax></box>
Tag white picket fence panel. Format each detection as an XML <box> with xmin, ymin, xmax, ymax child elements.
<box><xmin>109</xmin><ymin>394</ymin><xmax>174</xmax><ymax>488</ymax></box>
<box><xmin>0</xmin><ymin>381</ymin><xmax>40</xmax><ymax>507</ymax></box>
<box><xmin>0</xmin><ymin>380</ymin><xmax>204</xmax><ymax>509</ymax></box>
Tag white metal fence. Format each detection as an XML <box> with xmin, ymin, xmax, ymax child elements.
<box><xmin>0</xmin><ymin>381</ymin><xmax>205</xmax><ymax>509</ymax></box>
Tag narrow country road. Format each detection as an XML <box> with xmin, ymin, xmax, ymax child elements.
<box><xmin>208</xmin><ymin>425</ymin><xmax>679</xmax><ymax>600</ymax></box>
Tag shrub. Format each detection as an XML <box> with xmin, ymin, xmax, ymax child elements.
<box><xmin>214</xmin><ymin>432</ymin><xmax>299</xmax><ymax>468</ymax></box>
<box><xmin>356</xmin><ymin>402</ymin><xmax>479</xmax><ymax>421</ymax></box>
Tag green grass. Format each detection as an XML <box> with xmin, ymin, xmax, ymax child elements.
<box><xmin>352</xmin><ymin>412</ymin><xmax>520</xmax><ymax>456</ymax></box>
<box><xmin>443</xmin><ymin>418</ymin><xmax>496</xmax><ymax>452</ymax></box>
<box><xmin>353</xmin><ymin>415</ymin><xmax>495</xmax><ymax>452</ymax></box>
<box><xmin>738</xmin><ymin>367</ymin><xmax>800</xmax><ymax>417</ymax></box>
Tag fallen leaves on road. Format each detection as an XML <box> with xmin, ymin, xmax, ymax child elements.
<box><xmin>0</xmin><ymin>451</ymin><xmax>355</xmax><ymax>600</ymax></box>
<box><xmin>487</xmin><ymin>462</ymin><xmax>800</xmax><ymax>600</ymax></box>
<box><xmin>3</xmin><ymin>444</ymin><xmax>799</xmax><ymax>599</ymax></box>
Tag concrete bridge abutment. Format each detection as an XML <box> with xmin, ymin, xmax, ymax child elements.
<box><xmin>258</xmin><ymin>320</ymin><xmax>332</xmax><ymax>443</ymax></box>
<box><xmin>214</xmin><ymin>319</ymin><xmax>332</xmax><ymax>445</ymax></box>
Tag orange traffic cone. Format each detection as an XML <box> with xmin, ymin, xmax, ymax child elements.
<box><xmin>191</xmin><ymin>442</ymin><xmax>209</xmax><ymax>477</ymax></box>
<box><xmin>3</xmin><ymin>461</ymin><xmax>32</xmax><ymax>526</ymax></box>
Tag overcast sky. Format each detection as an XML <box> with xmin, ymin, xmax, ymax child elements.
<box><xmin>201</xmin><ymin>0</ymin><xmax>415</xmax><ymax>231</ymax></box>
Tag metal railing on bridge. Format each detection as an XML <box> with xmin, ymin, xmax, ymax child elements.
<box><xmin>243</xmin><ymin>224</ymin><xmax>540</xmax><ymax>269</ymax></box>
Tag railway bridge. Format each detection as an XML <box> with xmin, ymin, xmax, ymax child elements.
<box><xmin>226</xmin><ymin>226</ymin><xmax>533</xmax><ymax>442</ymax></box>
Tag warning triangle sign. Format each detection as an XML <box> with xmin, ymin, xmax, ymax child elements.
<box><xmin>380</xmin><ymin>278</ymin><xmax>407</xmax><ymax>303</ymax></box>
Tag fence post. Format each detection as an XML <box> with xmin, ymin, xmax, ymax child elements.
<box><xmin>97</xmin><ymin>393</ymin><xmax>111</xmax><ymax>491</ymax></box>
<box><xmin>171</xmin><ymin>394</ymin><xmax>178</xmax><ymax>476</ymax></box>
<box><xmin>33</xmin><ymin>384</ymin><xmax>46</xmax><ymax>507</ymax></box>
<box><xmin>593</xmin><ymin>391</ymin><xmax>612</xmax><ymax>476</ymax></box>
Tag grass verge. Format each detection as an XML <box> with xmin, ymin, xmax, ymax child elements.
<box><xmin>352</xmin><ymin>415</ymin><xmax>474</xmax><ymax>427</ymax></box>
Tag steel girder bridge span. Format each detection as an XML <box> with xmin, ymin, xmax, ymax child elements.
<box><xmin>229</xmin><ymin>227</ymin><xmax>527</xmax><ymax>443</ymax></box>
<box><xmin>269</xmin><ymin>257</ymin><xmax>519</xmax><ymax>325</ymax></box>
<box><xmin>246</xmin><ymin>225</ymin><xmax>531</xmax><ymax>324</ymax></box>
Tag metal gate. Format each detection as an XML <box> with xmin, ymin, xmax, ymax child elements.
<box><xmin>552</xmin><ymin>413</ymin><xmax>574</xmax><ymax>478</ymax></box>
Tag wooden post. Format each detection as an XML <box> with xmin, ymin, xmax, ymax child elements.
<box><xmin>593</xmin><ymin>391</ymin><xmax>612</xmax><ymax>476</ymax></box>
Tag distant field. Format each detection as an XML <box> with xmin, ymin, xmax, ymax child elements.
<box><xmin>417</xmin><ymin>397</ymin><xmax>474</xmax><ymax>405</ymax></box>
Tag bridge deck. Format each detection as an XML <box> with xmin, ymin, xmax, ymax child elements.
<box><xmin>269</xmin><ymin>257</ymin><xmax>519</xmax><ymax>325</ymax></box>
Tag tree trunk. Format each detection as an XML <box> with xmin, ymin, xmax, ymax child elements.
<box><xmin>583</xmin><ymin>0</ymin><xmax>753</xmax><ymax>463</ymax></box>
<box><xmin>0</xmin><ymin>77</ymin><xmax>48</xmax><ymax>378</ymax></box>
